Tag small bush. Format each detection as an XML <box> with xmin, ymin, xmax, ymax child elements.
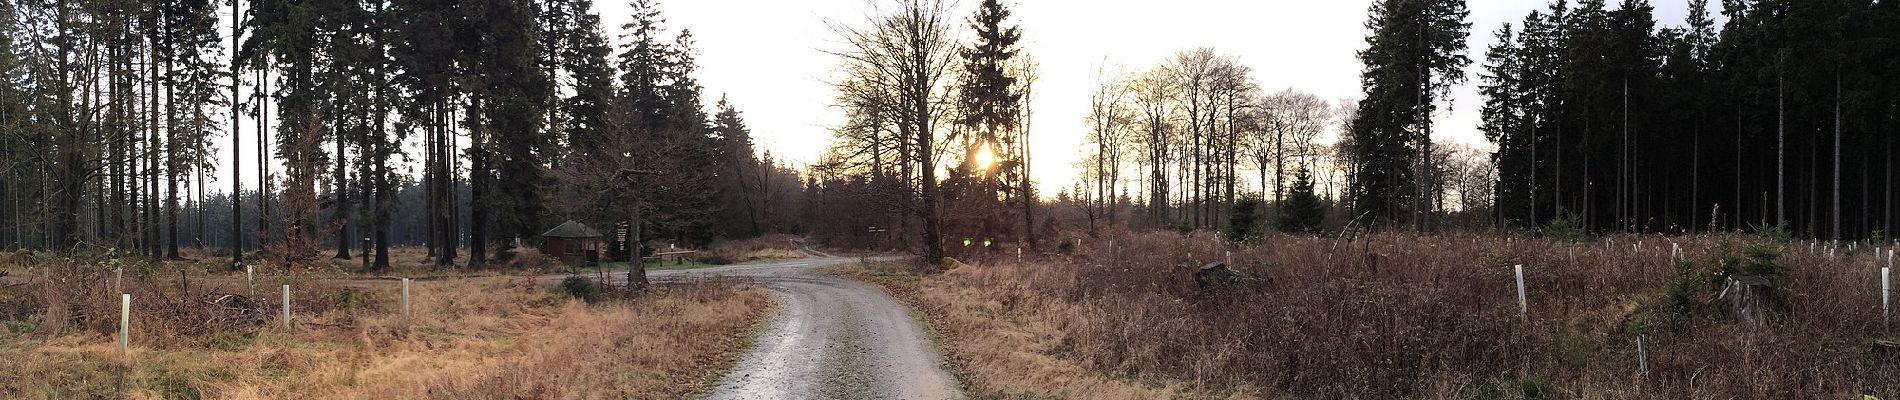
<box><xmin>700</xmin><ymin>235</ymin><xmax>808</xmax><ymax>265</ymax></box>
<box><xmin>558</xmin><ymin>276</ymin><xmax>601</xmax><ymax>303</ymax></box>
<box><xmin>1716</xmin><ymin>241</ymin><xmax>1783</xmax><ymax>279</ymax></box>
<box><xmin>1225</xmin><ymin>197</ymin><xmax>1266</xmax><ymax>243</ymax></box>
<box><xmin>1276</xmin><ymin>167</ymin><xmax>1326</xmax><ymax>234</ymax></box>
<box><xmin>504</xmin><ymin>246</ymin><xmax>562</xmax><ymax>271</ymax></box>
<box><xmin>1539</xmin><ymin>212</ymin><xmax>1584</xmax><ymax>241</ymax></box>
<box><xmin>698</xmin><ymin>253</ymin><xmax>737</xmax><ymax>265</ymax></box>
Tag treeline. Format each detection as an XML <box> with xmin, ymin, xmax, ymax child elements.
<box><xmin>0</xmin><ymin>0</ymin><xmax>802</xmax><ymax>268</ymax></box>
<box><xmin>811</xmin><ymin>0</ymin><xmax>1037</xmax><ymax>260</ymax></box>
<box><xmin>1480</xmin><ymin>0</ymin><xmax>1900</xmax><ymax>239</ymax></box>
<box><xmin>806</xmin><ymin>0</ymin><xmax>1507</xmax><ymax>254</ymax></box>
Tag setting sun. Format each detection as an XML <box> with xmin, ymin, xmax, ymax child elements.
<box><xmin>975</xmin><ymin>142</ymin><xmax>996</xmax><ymax>171</ymax></box>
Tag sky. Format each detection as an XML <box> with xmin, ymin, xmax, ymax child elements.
<box><xmin>210</xmin><ymin>0</ymin><xmax>1710</xmax><ymax>199</ymax></box>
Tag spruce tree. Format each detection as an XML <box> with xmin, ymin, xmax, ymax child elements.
<box><xmin>1348</xmin><ymin>0</ymin><xmax>1471</xmax><ymax>227</ymax></box>
<box><xmin>951</xmin><ymin>0</ymin><xmax>1025</xmax><ymax>244</ymax></box>
<box><xmin>1278</xmin><ymin>167</ymin><xmax>1326</xmax><ymax>234</ymax></box>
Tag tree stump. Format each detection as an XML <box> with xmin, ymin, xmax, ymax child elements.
<box><xmin>1717</xmin><ymin>275</ymin><xmax>1774</xmax><ymax>327</ymax></box>
<box><xmin>1874</xmin><ymin>338</ymin><xmax>1900</xmax><ymax>363</ymax></box>
<box><xmin>1195</xmin><ymin>262</ymin><xmax>1234</xmax><ymax>289</ymax></box>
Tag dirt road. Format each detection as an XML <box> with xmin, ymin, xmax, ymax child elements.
<box><xmin>636</xmin><ymin>254</ymin><xmax>965</xmax><ymax>399</ymax></box>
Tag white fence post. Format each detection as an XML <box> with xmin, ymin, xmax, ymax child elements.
<box><xmin>281</xmin><ymin>284</ymin><xmax>292</xmax><ymax>329</ymax></box>
<box><xmin>402</xmin><ymin>278</ymin><xmax>412</xmax><ymax>318</ymax></box>
<box><xmin>245</xmin><ymin>265</ymin><xmax>254</xmax><ymax>298</ymax></box>
<box><xmin>1882</xmin><ymin>266</ymin><xmax>1891</xmax><ymax>328</ymax></box>
<box><xmin>1636</xmin><ymin>334</ymin><xmax>1648</xmax><ymax>377</ymax></box>
<box><xmin>1514</xmin><ymin>264</ymin><xmax>1528</xmax><ymax>322</ymax></box>
<box><xmin>119</xmin><ymin>293</ymin><xmax>130</xmax><ymax>354</ymax></box>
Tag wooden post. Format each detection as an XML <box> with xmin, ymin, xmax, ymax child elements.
<box><xmin>119</xmin><ymin>293</ymin><xmax>130</xmax><ymax>354</ymax></box>
<box><xmin>1882</xmin><ymin>265</ymin><xmax>1890</xmax><ymax>328</ymax></box>
<box><xmin>245</xmin><ymin>265</ymin><xmax>254</xmax><ymax>298</ymax></box>
<box><xmin>1514</xmin><ymin>264</ymin><xmax>1528</xmax><ymax>322</ymax></box>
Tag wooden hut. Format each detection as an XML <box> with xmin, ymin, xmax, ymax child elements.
<box><xmin>541</xmin><ymin>221</ymin><xmax>604</xmax><ymax>266</ymax></box>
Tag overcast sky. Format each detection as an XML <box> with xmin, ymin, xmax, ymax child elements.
<box><xmin>211</xmin><ymin>0</ymin><xmax>1709</xmax><ymax>198</ymax></box>
<box><xmin>603</xmin><ymin>0</ymin><xmax>1708</xmax><ymax>195</ymax></box>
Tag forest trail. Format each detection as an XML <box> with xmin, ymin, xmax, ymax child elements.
<box><xmin>643</xmin><ymin>255</ymin><xmax>965</xmax><ymax>400</ymax></box>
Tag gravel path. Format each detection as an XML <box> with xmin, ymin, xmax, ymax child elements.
<box><xmin>644</xmin><ymin>254</ymin><xmax>965</xmax><ymax>400</ymax></box>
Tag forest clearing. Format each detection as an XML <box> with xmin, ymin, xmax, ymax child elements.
<box><xmin>849</xmin><ymin>231</ymin><xmax>1899</xmax><ymax>399</ymax></box>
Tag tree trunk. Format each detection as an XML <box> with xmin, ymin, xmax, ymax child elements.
<box><xmin>334</xmin><ymin>108</ymin><xmax>351</xmax><ymax>260</ymax></box>
<box><xmin>1832</xmin><ymin>74</ymin><xmax>1840</xmax><ymax>240</ymax></box>
<box><xmin>1776</xmin><ymin>80</ymin><xmax>1785</xmax><ymax>227</ymax></box>
<box><xmin>468</xmin><ymin>99</ymin><xmax>487</xmax><ymax>268</ymax></box>
<box><xmin>231</xmin><ymin>0</ymin><xmax>244</xmax><ymax>266</ymax></box>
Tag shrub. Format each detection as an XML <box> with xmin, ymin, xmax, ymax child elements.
<box><xmin>700</xmin><ymin>235</ymin><xmax>809</xmax><ymax>265</ymax></box>
<box><xmin>558</xmin><ymin>276</ymin><xmax>601</xmax><ymax>303</ymax></box>
<box><xmin>1225</xmin><ymin>197</ymin><xmax>1266</xmax><ymax>243</ymax></box>
<box><xmin>1539</xmin><ymin>212</ymin><xmax>1584</xmax><ymax>241</ymax></box>
<box><xmin>1716</xmin><ymin>241</ymin><xmax>1783</xmax><ymax>279</ymax></box>
<box><xmin>1276</xmin><ymin>167</ymin><xmax>1325</xmax><ymax>234</ymax></box>
<box><xmin>503</xmin><ymin>245</ymin><xmax>562</xmax><ymax>271</ymax></box>
<box><xmin>698</xmin><ymin>253</ymin><xmax>737</xmax><ymax>265</ymax></box>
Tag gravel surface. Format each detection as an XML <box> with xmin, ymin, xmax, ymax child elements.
<box><xmin>645</xmin><ymin>254</ymin><xmax>965</xmax><ymax>400</ymax></box>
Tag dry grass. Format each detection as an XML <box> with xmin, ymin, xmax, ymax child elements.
<box><xmin>844</xmin><ymin>261</ymin><xmax>1227</xmax><ymax>400</ymax></box>
<box><xmin>858</xmin><ymin>231</ymin><xmax>1900</xmax><ymax>399</ymax></box>
<box><xmin>0</xmin><ymin>262</ymin><xmax>771</xmax><ymax>399</ymax></box>
<box><xmin>700</xmin><ymin>234</ymin><xmax>809</xmax><ymax>265</ymax></box>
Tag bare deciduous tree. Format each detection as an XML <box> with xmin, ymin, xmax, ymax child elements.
<box><xmin>829</xmin><ymin>0</ymin><xmax>960</xmax><ymax>265</ymax></box>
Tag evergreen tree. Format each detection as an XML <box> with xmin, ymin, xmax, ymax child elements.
<box><xmin>558</xmin><ymin>0</ymin><xmax>615</xmax><ymax>160</ymax></box>
<box><xmin>1348</xmin><ymin>0</ymin><xmax>1471</xmax><ymax>227</ymax></box>
<box><xmin>949</xmin><ymin>0</ymin><xmax>1025</xmax><ymax>244</ymax></box>
<box><xmin>388</xmin><ymin>0</ymin><xmax>462</xmax><ymax>266</ymax></box>
<box><xmin>1225</xmin><ymin>197</ymin><xmax>1264</xmax><ymax>243</ymax></box>
<box><xmin>464</xmin><ymin>0</ymin><xmax>553</xmax><ymax>263</ymax></box>
<box><xmin>1278</xmin><ymin>167</ymin><xmax>1325</xmax><ymax>234</ymax></box>
<box><xmin>1480</xmin><ymin>23</ymin><xmax>1530</xmax><ymax>227</ymax></box>
<box><xmin>711</xmin><ymin>96</ymin><xmax>761</xmax><ymax>237</ymax></box>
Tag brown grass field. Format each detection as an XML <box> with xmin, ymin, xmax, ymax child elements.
<box><xmin>0</xmin><ymin>255</ymin><xmax>771</xmax><ymax>399</ymax></box>
<box><xmin>849</xmin><ymin>230</ymin><xmax>1900</xmax><ymax>399</ymax></box>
